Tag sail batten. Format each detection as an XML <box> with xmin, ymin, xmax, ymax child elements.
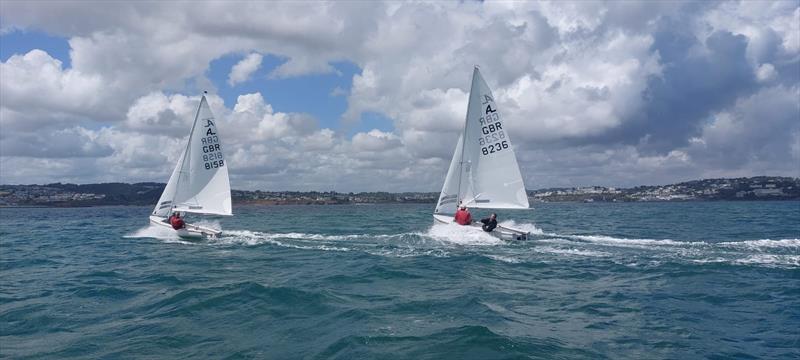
<box><xmin>435</xmin><ymin>68</ymin><xmax>529</xmax><ymax>215</ymax></box>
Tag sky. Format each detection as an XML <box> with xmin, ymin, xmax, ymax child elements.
<box><xmin>0</xmin><ymin>0</ymin><xmax>798</xmax><ymax>192</ymax></box>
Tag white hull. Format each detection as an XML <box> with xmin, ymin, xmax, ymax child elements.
<box><xmin>149</xmin><ymin>215</ymin><xmax>221</xmax><ymax>239</ymax></box>
<box><xmin>433</xmin><ymin>214</ymin><xmax>530</xmax><ymax>241</ymax></box>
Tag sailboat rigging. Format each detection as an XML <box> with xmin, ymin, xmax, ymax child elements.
<box><xmin>149</xmin><ymin>92</ymin><xmax>232</xmax><ymax>238</ymax></box>
<box><xmin>433</xmin><ymin>67</ymin><xmax>531</xmax><ymax>240</ymax></box>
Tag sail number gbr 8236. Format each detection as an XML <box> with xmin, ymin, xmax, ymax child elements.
<box><xmin>200</xmin><ymin>118</ymin><xmax>225</xmax><ymax>170</ymax></box>
<box><xmin>477</xmin><ymin>95</ymin><xmax>508</xmax><ymax>156</ymax></box>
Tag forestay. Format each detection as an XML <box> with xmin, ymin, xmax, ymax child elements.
<box><xmin>152</xmin><ymin>95</ymin><xmax>232</xmax><ymax>217</ymax></box>
<box><xmin>435</xmin><ymin>67</ymin><xmax>529</xmax><ymax>215</ymax></box>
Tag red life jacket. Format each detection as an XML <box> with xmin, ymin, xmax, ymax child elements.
<box><xmin>170</xmin><ymin>216</ymin><xmax>185</xmax><ymax>230</ymax></box>
<box><xmin>454</xmin><ymin>210</ymin><xmax>472</xmax><ymax>225</ymax></box>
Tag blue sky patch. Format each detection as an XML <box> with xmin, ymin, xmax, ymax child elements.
<box><xmin>1</xmin><ymin>29</ymin><xmax>71</xmax><ymax>67</ymax></box>
<box><xmin>1</xmin><ymin>31</ymin><xmax>396</xmax><ymax>137</ymax></box>
<box><xmin>352</xmin><ymin>111</ymin><xmax>395</xmax><ymax>136</ymax></box>
<box><xmin>207</xmin><ymin>54</ymin><xmax>369</xmax><ymax>133</ymax></box>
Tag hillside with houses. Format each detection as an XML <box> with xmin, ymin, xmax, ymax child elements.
<box><xmin>529</xmin><ymin>177</ymin><xmax>799</xmax><ymax>202</ymax></box>
<box><xmin>0</xmin><ymin>176</ymin><xmax>797</xmax><ymax>207</ymax></box>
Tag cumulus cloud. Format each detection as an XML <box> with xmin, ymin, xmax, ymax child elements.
<box><xmin>124</xmin><ymin>92</ymin><xmax>199</xmax><ymax>136</ymax></box>
<box><xmin>228</xmin><ymin>53</ymin><xmax>263</xmax><ymax>86</ymax></box>
<box><xmin>269</xmin><ymin>56</ymin><xmax>336</xmax><ymax>79</ymax></box>
<box><xmin>0</xmin><ymin>50</ymin><xmax>105</xmax><ymax>125</ymax></box>
<box><xmin>686</xmin><ymin>85</ymin><xmax>800</xmax><ymax>173</ymax></box>
<box><xmin>351</xmin><ymin>129</ymin><xmax>402</xmax><ymax>152</ymax></box>
<box><xmin>226</xmin><ymin>93</ymin><xmax>317</xmax><ymax>142</ymax></box>
<box><xmin>0</xmin><ymin>126</ymin><xmax>113</xmax><ymax>159</ymax></box>
<box><xmin>1</xmin><ymin>1</ymin><xmax>798</xmax><ymax>191</ymax></box>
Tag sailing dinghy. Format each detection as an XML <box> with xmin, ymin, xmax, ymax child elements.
<box><xmin>433</xmin><ymin>67</ymin><xmax>531</xmax><ymax>240</ymax></box>
<box><xmin>149</xmin><ymin>92</ymin><xmax>232</xmax><ymax>239</ymax></box>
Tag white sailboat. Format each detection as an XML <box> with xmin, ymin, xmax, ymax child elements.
<box><xmin>149</xmin><ymin>92</ymin><xmax>232</xmax><ymax>238</ymax></box>
<box><xmin>433</xmin><ymin>67</ymin><xmax>531</xmax><ymax>240</ymax></box>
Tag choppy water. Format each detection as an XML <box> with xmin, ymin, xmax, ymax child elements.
<box><xmin>1</xmin><ymin>202</ymin><xmax>799</xmax><ymax>359</ymax></box>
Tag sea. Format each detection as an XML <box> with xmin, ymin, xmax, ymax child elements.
<box><xmin>1</xmin><ymin>201</ymin><xmax>798</xmax><ymax>359</ymax></box>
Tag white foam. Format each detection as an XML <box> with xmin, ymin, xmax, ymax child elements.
<box><xmin>566</xmin><ymin>234</ymin><xmax>705</xmax><ymax>247</ymax></box>
<box><xmin>485</xmin><ymin>254</ymin><xmax>523</xmax><ymax>263</ymax></box>
<box><xmin>733</xmin><ymin>254</ymin><xmax>800</xmax><ymax>268</ymax></box>
<box><xmin>367</xmin><ymin>247</ymin><xmax>450</xmax><ymax>258</ymax></box>
<box><xmin>222</xmin><ymin>230</ymin><xmax>391</xmax><ymax>243</ymax></box>
<box><xmin>219</xmin><ymin>230</ymin><xmax>351</xmax><ymax>251</ymax></box>
<box><xmin>125</xmin><ymin>224</ymin><xmax>179</xmax><ymax>240</ymax></box>
<box><xmin>124</xmin><ymin>225</ymin><xmax>198</xmax><ymax>245</ymax></box>
<box><xmin>718</xmin><ymin>239</ymin><xmax>800</xmax><ymax>250</ymax></box>
<box><xmin>560</xmin><ymin>234</ymin><xmax>800</xmax><ymax>252</ymax></box>
<box><xmin>497</xmin><ymin>220</ymin><xmax>544</xmax><ymax>235</ymax></box>
<box><xmin>425</xmin><ymin>222</ymin><xmax>505</xmax><ymax>246</ymax></box>
<box><xmin>534</xmin><ymin>246</ymin><xmax>611</xmax><ymax>258</ymax></box>
<box><xmin>129</xmin><ymin>224</ymin><xmax>800</xmax><ymax>269</ymax></box>
<box><xmin>221</xmin><ymin>229</ymin><xmax>457</xmax><ymax>258</ymax></box>
<box><xmin>689</xmin><ymin>256</ymin><xmax>728</xmax><ymax>264</ymax></box>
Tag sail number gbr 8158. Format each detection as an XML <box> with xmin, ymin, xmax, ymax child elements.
<box><xmin>477</xmin><ymin>95</ymin><xmax>508</xmax><ymax>156</ymax></box>
<box><xmin>200</xmin><ymin>118</ymin><xmax>225</xmax><ymax>170</ymax></box>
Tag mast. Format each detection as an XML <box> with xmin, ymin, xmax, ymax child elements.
<box><xmin>455</xmin><ymin>67</ymin><xmax>476</xmax><ymax>206</ymax></box>
<box><xmin>172</xmin><ymin>92</ymin><xmax>206</xmax><ymax>211</ymax></box>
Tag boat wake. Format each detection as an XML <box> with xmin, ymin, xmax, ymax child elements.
<box><xmin>125</xmin><ymin>220</ymin><xmax>222</xmax><ymax>244</ymax></box>
<box><xmin>127</xmin><ymin>221</ymin><xmax>798</xmax><ymax>269</ymax></box>
<box><xmin>125</xmin><ymin>225</ymin><xmax>188</xmax><ymax>243</ymax></box>
<box><xmin>533</xmin><ymin>234</ymin><xmax>799</xmax><ymax>268</ymax></box>
<box><xmin>220</xmin><ymin>229</ymin><xmax>453</xmax><ymax>258</ymax></box>
<box><xmin>555</xmin><ymin>234</ymin><xmax>800</xmax><ymax>252</ymax></box>
<box><xmin>425</xmin><ymin>222</ymin><xmax>507</xmax><ymax>246</ymax></box>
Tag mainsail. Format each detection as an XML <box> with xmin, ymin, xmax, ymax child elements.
<box><xmin>153</xmin><ymin>95</ymin><xmax>232</xmax><ymax>217</ymax></box>
<box><xmin>434</xmin><ymin>67</ymin><xmax>529</xmax><ymax>215</ymax></box>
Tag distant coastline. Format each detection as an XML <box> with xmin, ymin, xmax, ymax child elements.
<box><xmin>0</xmin><ymin>176</ymin><xmax>797</xmax><ymax>208</ymax></box>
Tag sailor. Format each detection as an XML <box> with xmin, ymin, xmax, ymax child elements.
<box><xmin>454</xmin><ymin>204</ymin><xmax>472</xmax><ymax>225</ymax></box>
<box><xmin>480</xmin><ymin>213</ymin><xmax>498</xmax><ymax>232</ymax></box>
<box><xmin>169</xmin><ymin>211</ymin><xmax>186</xmax><ymax>230</ymax></box>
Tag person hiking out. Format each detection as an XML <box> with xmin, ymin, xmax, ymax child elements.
<box><xmin>480</xmin><ymin>213</ymin><xmax>498</xmax><ymax>232</ymax></box>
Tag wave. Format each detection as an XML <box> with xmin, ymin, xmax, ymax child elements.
<box><xmin>138</xmin><ymin>281</ymin><xmax>338</xmax><ymax>320</ymax></box>
<box><xmin>316</xmin><ymin>325</ymin><xmax>598</xmax><ymax>359</ymax></box>
<box><xmin>485</xmin><ymin>254</ymin><xmax>523</xmax><ymax>264</ymax></box>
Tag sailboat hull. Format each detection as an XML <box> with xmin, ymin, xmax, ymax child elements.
<box><xmin>432</xmin><ymin>214</ymin><xmax>530</xmax><ymax>241</ymax></box>
<box><xmin>149</xmin><ymin>215</ymin><xmax>221</xmax><ymax>239</ymax></box>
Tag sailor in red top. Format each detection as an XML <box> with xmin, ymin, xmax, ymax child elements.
<box><xmin>454</xmin><ymin>205</ymin><xmax>472</xmax><ymax>225</ymax></box>
<box><xmin>169</xmin><ymin>212</ymin><xmax>186</xmax><ymax>230</ymax></box>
